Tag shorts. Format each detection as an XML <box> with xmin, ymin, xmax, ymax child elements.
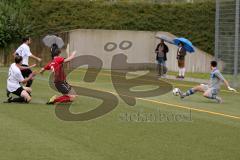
<box><xmin>201</xmin><ymin>84</ymin><xmax>219</xmax><ymax>97</ymax></box>
<box><xmin>21</xmin><ymin>65</ymin><xmax>32</xmax><ymax>78</ymax></box>
<box><xmin>178</xmin><ymin>60</ymin><xmax>185</xmax><ymax>68</ymax></box>
<box><xmin>55</xmin><ymin>81</ymin><xmax>72</xmax><ymax>94</ymax></box>
<box><xmin>157</xmin><ymin>57</ymin><xmax>166</xmax><ymax>66</ymax></box>
<box><xmin>12</xmin><ymin>87</ymin><xmax>24</xmax><ymax>96</ymax></box>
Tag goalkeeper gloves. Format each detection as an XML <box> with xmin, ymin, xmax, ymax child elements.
<box><xmin>228</xmin><ymin>86</ymin><xmax>237</xmax><ymax>92</ymax></box>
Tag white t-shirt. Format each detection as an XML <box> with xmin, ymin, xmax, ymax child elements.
<box><xmin>177</xmin><ymin>47</ymin><xmax>182</xmax><ymax>56</ymax></box>
<box><xmin>15</xmin><ymin>43</ymin><xmax>32</xmax><ymax>65</ymax></box>
<box><xmin>7</xmin><ymin>63</ymin><xmax>24</xmax><ymax>92</ymax></box>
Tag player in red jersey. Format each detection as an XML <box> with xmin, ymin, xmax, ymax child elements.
<box><xmin>39</xmin><ymin>44</ymin><xmax>77</xmax><ymax>104</ymax></box>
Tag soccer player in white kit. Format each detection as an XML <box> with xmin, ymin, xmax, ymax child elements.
<box><xmin>5</xmin><ymin>55</ymin><xmax>36</xmax><ymax>103</ymax></box>
<box><xmin>14</xmin><ymin>37</ymin><xmax>42</xmax><ymax>87</ymax></box>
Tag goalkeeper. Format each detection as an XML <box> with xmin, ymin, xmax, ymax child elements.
<box><xmin>179</xmin><ymin>61</ymin><xmax>237</xmax><ymax>103</ymax></box>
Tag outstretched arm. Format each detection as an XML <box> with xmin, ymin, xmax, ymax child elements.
<box><xmin>19</xmin><ymin>64</ymin><xmax>36</xmax><ymax>70</ymax></box>
<box><xmin>21</xmin><ymin>72</ymin><xmax>36</xmax><ymax>84</ymax></box>
<box><xmin>39</xmin><ymin>68</ymin><xmax>46</xmax><ymax>75</ymax></box>
<box><xmin>223</xmin><ymin>79</ymin><xmax>237</xmax><ymax>92</ymax></box>
<box><xmin>30</xmin><ymin>54</ymin><xmax>42</xmax><ymax>62</ymax></box>
<box><xmin>64</xmin><ymin>51</ymin><xmax>76</xmax><ymax>63</ymax></box>
<box><xmin>217</xmin><ymin>72</ymin><xmax>237</xmax><ymax>92</ymax></box>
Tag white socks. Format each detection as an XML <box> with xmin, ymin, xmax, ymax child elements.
<box><xmin>178</xmin><ymin>68</ymin><xmax>186</xmax><ymax>77</ymax></box>
<box><xmin>182</xmin><ymin>68</ymin><xmax>186</xmax><ymax>77</ymax></box>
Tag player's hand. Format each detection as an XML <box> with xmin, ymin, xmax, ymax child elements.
<box><xmin>228</xmin><ymin>86</ymin><xmax>237</xmax><ymax>92</ymax></box>
<box><xmin>38</xmin><ymin>68</ymin><xmax>45</xmax><ymax>75</ymax></box>
<box><xmin>30</xmin><ymin>64</ymin><xmax>37</xmax><ymax>68</ymax></box>
<box><xmin>38</xmin><ymin>58</ymin><xmax>42</xmax><ymax>62</ymax></box>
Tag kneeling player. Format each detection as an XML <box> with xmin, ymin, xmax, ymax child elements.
<box><xmin>179</xmin><ymin>61</ymin><xmax>237</xmax><ymax>103</ymax></box>
<box><xmin>39</xmin><ymin>44</ymin><xmax>77</xmax><ymax>104</ymax></box>
<box><xmin>5</xmin><ymin>55</ymin><xmax>35</xmax><ymax>103</ymax></box>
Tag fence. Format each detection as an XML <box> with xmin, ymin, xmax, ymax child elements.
<box><xmin>215</xmin><ymin>0</ymin><xmax>240</xmax><ymax>87</ymax></box>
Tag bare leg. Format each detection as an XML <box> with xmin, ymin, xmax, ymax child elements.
<box><xmin>21</xmin><ymin>90</ymin><xmax>32</xmax><ymax>103</ymax></box>
<box><xmin>8</xmin><ymin>90</ymin><xmax>31</xmax><ymax>103</ymax></box>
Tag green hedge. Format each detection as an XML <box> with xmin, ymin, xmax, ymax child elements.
<box><xmin>0</xmin><ymin>0</ymin><xmax>31</xmax><ymax>48</ymax></box>
<box><xmin>4</xmin><ymin>0</ymin><xmax>216</xmax><ymax>54</ymax></box>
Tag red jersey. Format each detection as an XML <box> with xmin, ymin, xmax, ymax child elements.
<box><xmin>44</xmin><ymin>56</ymin><xmax>66</xmax><ymax>82</ymax></box>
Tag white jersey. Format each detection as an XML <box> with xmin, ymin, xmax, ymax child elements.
<box><xmin>15</xmin><ymin>43</ymin><xmax>32</xmax><ymax>65</ymax></box>
<box><xmin>7</xmin><ymin>63</ymin><xmax>24</xmax><ymax>92</ymax></box>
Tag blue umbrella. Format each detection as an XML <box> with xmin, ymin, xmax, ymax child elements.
<box><xmin>173</xmin><ymin>37</ymin><xmax>195</xmax><ymax>53</ymax></box>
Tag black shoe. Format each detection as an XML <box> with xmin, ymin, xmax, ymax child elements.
<box><xmin>6</xmin><ymin>89</ymin><xmax>11</xmax><ymax>98</ymax></box>
<box><xmin>46</xmin><ymin>102</ymin><xmax>55</xmax><ymax>105</ymax></box>
<box><xmin>3</xmin><ymin>97</ymin><xmax>12</xmax><ymax>103</ymax></box>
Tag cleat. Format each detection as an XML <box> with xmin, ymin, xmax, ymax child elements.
<box><xmin>46</xmin><ymin>95</ymin><xmax>57</xmax><ymax>105</ymax></box>
<box><xmin>46</xmin><ymin>101</ymin><xmax>55</xmax><ymax>105</ymax></box>
<box><xmin>3</xmin><ymin>97</ymin><xmax>12</xmax><ymax>103</ymax></box>
<box><xmin>178</xmin><ymin>89</ymin><xmax>185</xmax><ymax>99</ymax></box>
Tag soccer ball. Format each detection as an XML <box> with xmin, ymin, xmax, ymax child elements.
<box><xmin>172</xmin><ymin>88</ymin><xmax>180</xmax><ymax>96</ymax></box>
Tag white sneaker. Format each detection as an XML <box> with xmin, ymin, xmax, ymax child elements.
<box><xmin>216</xmin><ymin>97</ymin><xmax>223</xmax><ymax>104</ymax></box>
<box><xmin>162</xmin><ymin>74</ymin><xmax>167</xmax><ymax>78</ymax></box>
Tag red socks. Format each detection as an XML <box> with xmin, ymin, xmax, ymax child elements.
<box><xmin>54</xmin><ymin>95</ymin><xmax>71</xmax><ymax>103</ymax></box>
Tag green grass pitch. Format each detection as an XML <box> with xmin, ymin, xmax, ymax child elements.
<box><xmin>0</xmin><ymin>68</ymin><xmax>240</xmax><ymax>160</ymax></box>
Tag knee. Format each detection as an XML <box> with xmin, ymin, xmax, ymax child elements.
<box><xmin>28</xmin><ymin>88</ymin><xmax>32</xmax><ymax>93</ymax></box>
<box><xmin>21</xmin><ymin>90</ymin><xmax>31</xmax><ymax>103</ymax></box>
<box><xmin>69</xmin><ymin>95</ymin><xmax>77</xmax><ymax>101</ymax></box>
<box><xmin>203</xmin><ymin>92</ymin><xmax>208</xmax><ymax>97</ymax></box>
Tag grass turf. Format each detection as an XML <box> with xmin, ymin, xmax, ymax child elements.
<box><xmin>0</xmin><ymin>68</ymin><xmax>240</xmax><ymax>160</ymax></box>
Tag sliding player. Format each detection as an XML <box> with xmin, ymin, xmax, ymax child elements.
<box><xmin>39</xmin><ymin>44</ymin><xmax>77</xmax><ymax>104</ymax></box>
<box><xmin>179</xmin><ymin>61</ymin><xmax>237</xmax><ymax>103</ymax></box>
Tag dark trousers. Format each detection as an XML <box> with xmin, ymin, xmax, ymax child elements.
<box><xmin>21</xmin><ymin>64</ymin><xmax>33</xmax><ymax>87</ymax></box>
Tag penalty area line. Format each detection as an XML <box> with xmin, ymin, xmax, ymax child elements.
<box><xmin>70</xmin><ymin>82</ymin><xmax>240</xmax><ymax>121</ymax></box>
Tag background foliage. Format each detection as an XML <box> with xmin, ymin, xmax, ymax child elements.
<box><xmin>0</xmin><ymin>0</ymin><xmax>31</xmax><ymax>48</ymax></box>
<box><xmin>0</xmin><ymin>0</ymin><xmax>215</xmax><ymax>54</ymax></box>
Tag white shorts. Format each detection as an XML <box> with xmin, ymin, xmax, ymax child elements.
<box><xmin>200</xmin><ymin>84</ymin><xmax>219</xmax><ymax>97</ymax></box>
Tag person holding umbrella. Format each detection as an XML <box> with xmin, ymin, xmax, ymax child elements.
<box><xmin>176</xmin><ymin>42</ymin><xmax>187</xmax><ymax>79</ymax></box>
<box><xmin>155</xmin><ymin>39</ymin><xmax>169</xmax><ymax>77</ymax></box>
<box><xmin>173</xmin><ymin>37</ymin><xmax>195</xmax><ymax>79</ymax></box>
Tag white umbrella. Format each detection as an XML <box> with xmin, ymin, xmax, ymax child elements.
<box><xmin>155</xmin><ymin>35</ymin><xmax>174</xmax><ymax>44</ymax></box>
<box><xmin>42</xmin><ymin>35</ymin><xmax>64</xmax><ymax>48</ymax></box>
